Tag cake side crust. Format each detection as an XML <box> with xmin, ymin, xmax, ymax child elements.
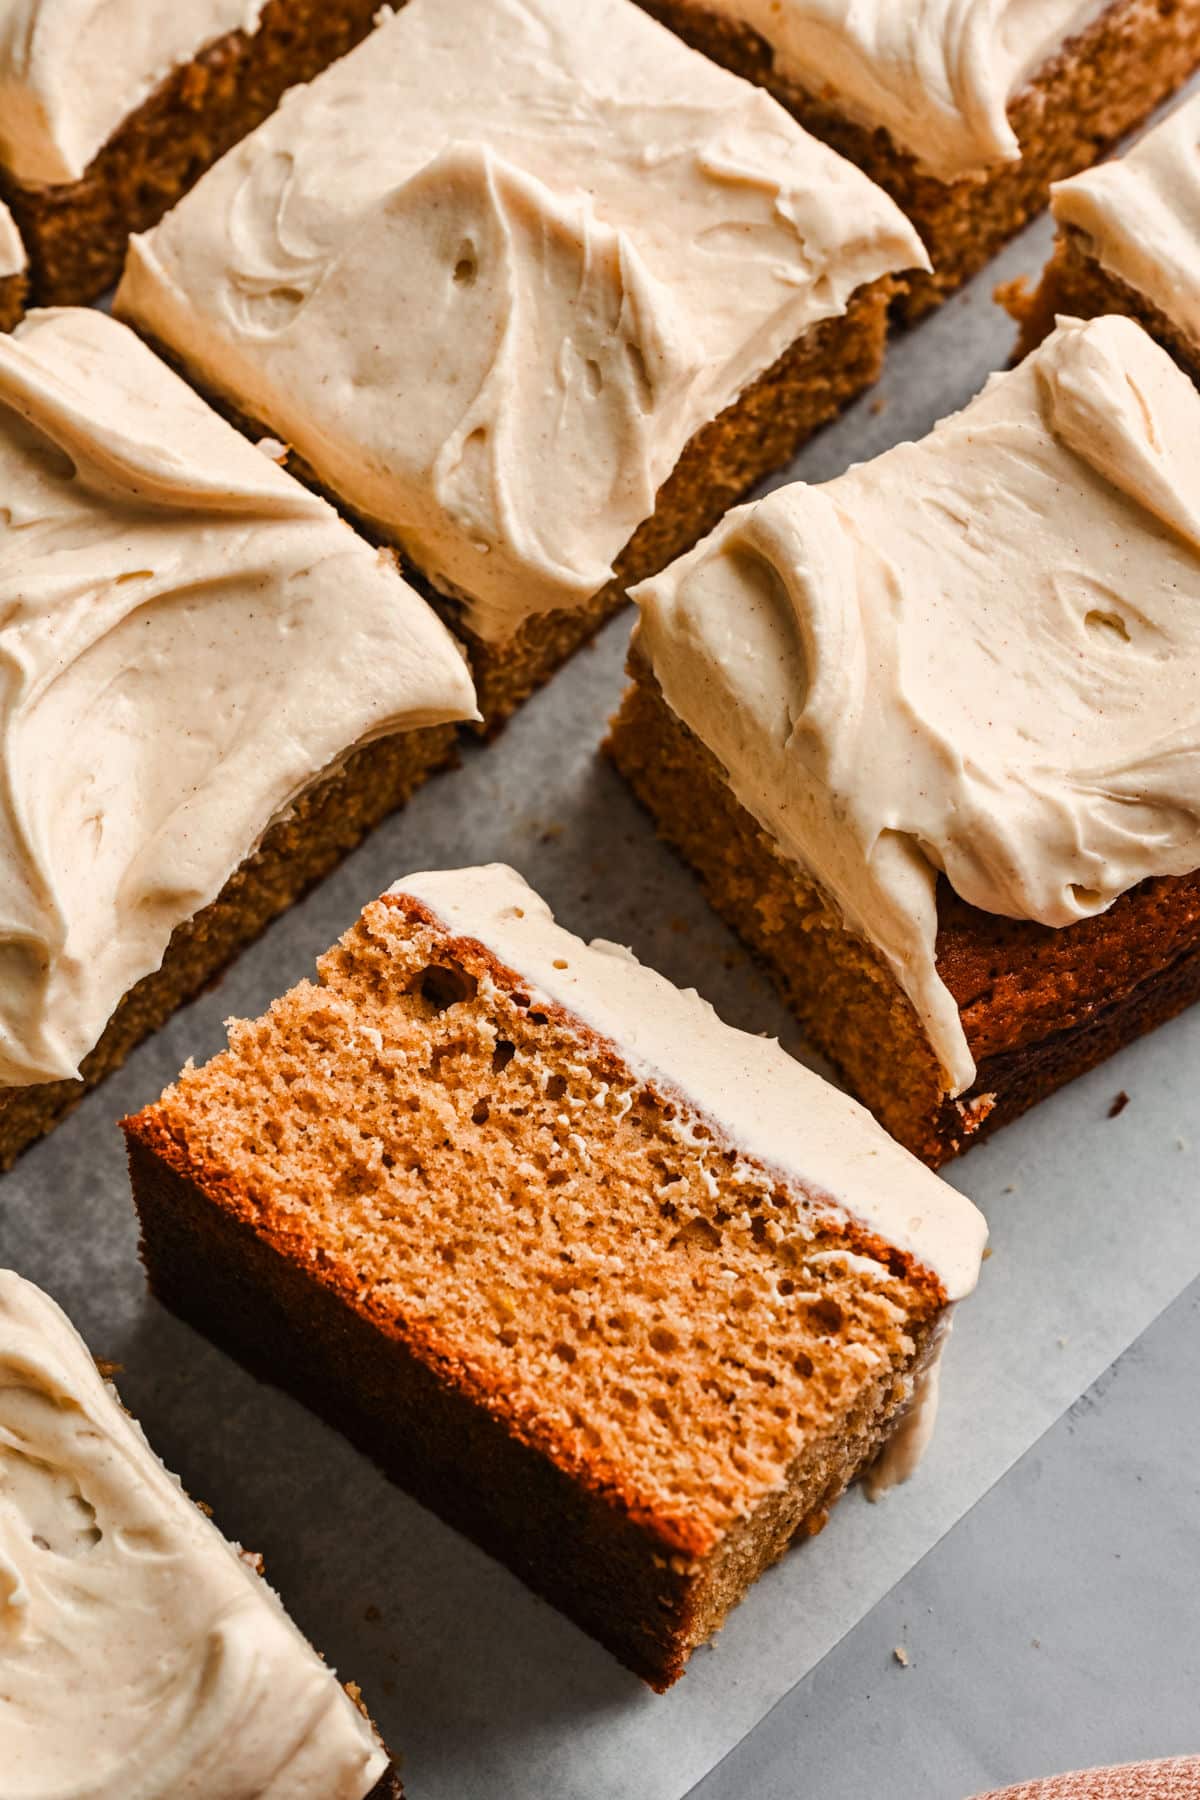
<box><xmin>0</xmin><ymin>270</ymin><xmax>26</xmax><ymax>332</ymax></box>
<box><xmin>638</xmin><ymin>0</ymin><xmax>1200</xmax><ymax>319</ymax></box>
<box><xmin>0</xmin><ymin>0</ymin><xmax>383</xmax><ymax>305</ymax></box>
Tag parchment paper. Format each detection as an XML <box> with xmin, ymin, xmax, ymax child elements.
<box><xmin>2</xmin><ymin>201</ymin><xmax>1197</xmax><ymax>1800</ymax></box>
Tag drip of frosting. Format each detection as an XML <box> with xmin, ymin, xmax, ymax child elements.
<box><xmin>0</xmin><ymin>0</ymin><xmax>267</xmax><ymax>184</ymax></box>
<box><xmin>0</xmin><ymin>307</ymin><xmax>476</xmax><ymax>1089</ymax></box>
<box><xmin>632</xmin><ymin>314</ymin><xmax>1200</xmax><ymax>1094</ymax></box>
<box><xmin>394</xmin><ymin>864</ymin><xmax>987</xmax><ymax>1303</ymax></box>
<box><xmin>0</xmin><ymin>199</ymin><xmax>25</xmax><ymax>278</ymax></box>
<box><xmin>695</xmin><ymin>0</ymin><xmax>1108</xmax><ymax>181</ymax></box>
<box><xmin>0</xmin><ymin>1270</ymin><xmax>388</xmax><ymax>1800</ymax></box>
<box><xmin>117</xmin><ymin>0</ymin><xmax>927</xmax><ymax>646</ymax></box>
<box><xmin>1052</xmin><ymin>91</ymin><xmax>1200</xmax><ymax>348</ymax></box>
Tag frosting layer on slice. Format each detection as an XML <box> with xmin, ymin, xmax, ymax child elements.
<box><xmin>117</xmin><ymin>0</ymin><xmax>926</xmax><ymax>646</ymax></box>
<box><xmin>633</xmin><ymin>314</ymin><xmax>1200</xmax><ymax>1094</ymax></box>
<box><xmin>394</xmin><ymin>864</ymin><xmax>987</xmax><ymax>1303</ymax></box>
<box><xmin>0</xmin><ymin>199</ymin><xmax>25</xmax><ymax>279</ymax></box>
<box><xmin>0</xmin><ymin>1269</ymin><xmax>388</xmax><ymax>1800</ymax></box>
<box><xmin>691</xmin><ymin>0</ymin><xmax>1108</xmax><ymax>181</ymax></box>
<box><xmin>1052</xmin><ymin>90</ymin><xmax>1200</xmax><ymax>347</ymax></box>
<box><xmin>0</xmin><ymin>0</ymin><xmax>268</xmax><ymax>184</ymax></box>
<box><xmin>0</xmin><ymin>308</ymin><xmax>476</xmax><ymax>1088</ymax></box>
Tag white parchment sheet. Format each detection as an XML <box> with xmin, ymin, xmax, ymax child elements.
<box><xmin>2</xmin><ymin>200</ymin><xmax>1197</xmax><ymax>1800</ymax></box>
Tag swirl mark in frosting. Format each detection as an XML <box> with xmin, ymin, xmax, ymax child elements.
<box><xmin>0</xmin><ymin>308</ymin><xmax>476</xmax><ymax>1088</ymax></box>
<box><xmin>633</xmin><ymin>315</ymin><xmax>1200</xmax><ymax>1092</ymax></box>
<box><xmin>0</xmin><ymin>1269</ymin><xmax>388</xmax><ymax>1799</ymax></box>
<box><xmin>117</xmin><ymin>0</ymin><xmax>927</xmax><ymax>645</ymax></box>
<box><xmin>694</xmin><ymin>0</ymin><xmax>1109</xmax><ymax>181</ymax></box>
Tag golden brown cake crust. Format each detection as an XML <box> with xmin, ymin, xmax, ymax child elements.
<box><xmin>607</xmin><ymin>665</ymin><xmax>1200</xmax><ymax>1166</ymax></box>
<box><xmin>637</xmin><ymin>0</ymin><xmax>1200</xmax><ymax>321</ymax></box>
<box><xmin>0</xmin><ymin>270</ymin><xmax>25</xmax><ymax>331</ymax></box>
<box><xmin>124</xmin><ymin>887</ymin><xmax>945</xmax><ymax>1687</ymax></box>
<box><xmin>0</xmin><ymin>723</ymin><xmax>458</xmax><ymax>1172</ymax></box>
<box><xmin>0</xmin><ymin>0</ymin><xmax>382</xmax><ymax>306</ymax></box>
<box><xmin>1001</xmin><ymin>226</ymin><xmax>1200</xmax><ymax>380</ymax></box>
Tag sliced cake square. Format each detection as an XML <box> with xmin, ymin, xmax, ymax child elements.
<box><xmin>115</xmin><ymin>0</ymin><xmax>928</xmax><ymax>727</ymax></box>
<box><xmin>1006</xmin><ymin>89</ymin><xmax>1200</xmax><ymax>381</ymax></box>
<box><xmin>609</xmin><ymin>313</ymin><xmax>1200</xmax><ymax>1165</ymax></box>
<box><xmin>0</xmin><ymin>1268</ymin><xmax>401</xmax><ymax>1797</ymax></box>
<box><xmin>123</xmin><ymin>863</ymin><xmax>986</xmax><ymax>1690</ymax></box>
<box><xmin>0</xmin><ymin>308</ymin><xmax>476</xmax><ymax>1168</ymax></box>
<box><xmin>636</xmin><ymin>0</ymin><xmax>1200</xmax><ymax>319</ymax></box>
<box><xmin>0</xmin><ymin>0</ymin><xmax>382</xmax><ymax>305</ymax></box>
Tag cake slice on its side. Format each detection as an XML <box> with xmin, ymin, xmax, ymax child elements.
<box><xmin>116</xmin><ymin>0</ymin><xmax>928</xmax><ymax>728</ymax></box>
<box><xmin>0</xmin><ymin>0</ymin><xmax>382</xmax><ymax>306</ymax></box>
<box><xmin>0</xmin><ymin>198</ymin><xmax>26</xmax><ymax>329</ymax></box>
<box><xmin>636</xmin><ymin>0</ymin><xmax>1200</xmax><ymax>320</ymax></box>
<box><xmin>0</xmin><ymin>308</ymin><xmax>476</xmax><ymax>1169</ymax></box>
<box><xmin>0</xmin><ymin>1270</ymin><xmax>402</xmax><ymax>1798</ymax></box>
<box><xmin>123</xmin><ymin>864</ymin><xmax>986</xmax><ymax>1690</ymax></box>
<box><xmin>1005</xmin><ymin>89</ymin><xmax>1200</xmax><ymax>380</ymax></box>
<box><xmin>608</xmin><ymin>313</ymin><xmax>1200</xmax><ymax>1166</ymax></box>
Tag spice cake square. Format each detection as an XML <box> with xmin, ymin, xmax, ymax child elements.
<box><xmin>635</xmin><ymin>0</ymin><xmax>1200</xmax><ymax>319</ymax></box>
<box><xmin>0</xmin><ymin>308</ymin><xmax>476</xmax><ymax>1169</ymax></box>
<box><xmin>0</xmin><ymin>0</ymin><xmax>382</xmax><ymax>305</ymax></box>
<box><xmin>115</xmin><ymin>0</ymin><xmax>928</xmax><ymax>728</ymax></box>
<box><xmin>0</xmin><ymin>1269</ymin><xmax>402</xmax><ymax>1798</ymax></box>
<box><xmin>0</xmin><ymin>198</ymin><xmax>26</xmax><ymax>330</ymax></box>
<box><xmin>1006</xmin><ymin>90</ymin><xmax>1200</xmax><ymax>380</ymax></box>
<box><xmin>608</xmin><ymin>313</ymin><xmax>1200</xmax><ymax>1167</ymax></box>
<box><xmin>123</xmin><ymin>863</ymin><xmax>986</xmax><ymax>1690</ymax></box>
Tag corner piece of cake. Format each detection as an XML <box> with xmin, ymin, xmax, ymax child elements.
<box><xmin>0</xmin><ymin>0</ymin><xmax>383</xmax><ymax>305</ymax></box>
<box><xmin>123</xmin><ymin>863</ymin><xmax>986</xmax><ymax>1690</ymax></box>
<box><xmin>609</xmin><ymin>312</ymin><xmax>1200</xmax><ymax>1166</ymax></box>
<box><xmin>635</xmin><ymin>0</ymin><xmax>1200</xmax><ymax>319</ymax></box>
<box><xmin>0</xmin><ymin>1269</ymin><xmax>402</xmax><ymax>1798</ymax></box>
<box><xmin>0</xmin><ymin>307</ymin><xmax>477</xmax><ymax>1169</ymax></box>
<box><xmin>0</xmin><ymin>198</ymin><xmax>27</xmax><ymax>330</ymax></box>
<box><xmin>1006</xmin><ymin>89</ymin><xmax>1200</xmax><ymax>380</ymax></box>
<box><xmin>115</xmin><ymin>0</ymin><xmax>928</xmax><ymax>728</ymax></box>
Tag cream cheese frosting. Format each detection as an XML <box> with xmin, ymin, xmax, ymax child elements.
<box><xmin>0</xmin><ymin>199</ymin><xmax>25</xmax><ymax>279</ymax></box>
<box><xmin>1052</xmin><ymin>92</ymin><xmax>1200</xmax><ymax>347</ymax></box>
<box><xmin>0</xmin><ymin>0</ymin><xmax>268</xmax><ymax>185</ymax></box>
<box><xmin>116</xmin><ymin>0</ymin><xmax>927</xmax><ymax>647</ymax></box>
<box><xmin>0</xmin><ymin>307</ymin><xmax>476</xmax><ymax>1090</ymax></box>
<box><xmin>690</xmin><ymin>0</ymin><xmax>1109</xmax><ymax>181</ymax></box>
<box><xmin>395</xmin><ymin>864</ymin><xmax>987</xmax><ymax>1303</ymax></box>
<box><xmin>0</xmin><ymin>1269</ymin><xmax>389</xmax><ymax>1799</ymax></box>
<box><xmin>632</xmin><ymin>313</ymin><xmax>1200</xmax><ymax>1095</ymax></box>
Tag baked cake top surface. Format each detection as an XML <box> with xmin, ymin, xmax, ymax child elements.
<box><xmin>117</xmin><ymin>0</ymin><xmax>926</xmax><ymax>646</ymax></box>
<box><xmin>396</xmin><ymin>864</ymin><xmax>986</xmax><ymax>1300</ymax></box>
<box><xmin>1053</xmin><ymin>90</ymin><xmax>1200</xmax><ymax>345</ymax></box>
<box><xmin>0</xmin><ymin>1268</ymin><xmax>389</xmax><ymax>1799</ymax></box>
<box><xmin>0</xmin><ymin>1</ymin><xmax>269</xmax><ymax>185</ymax></box>
<box><xmin>0</xmin><ymin>197</ymin><xmax>25</xmax><ymax>278</ymax></box>
<box><xmin>633</xmin><ymin>313</ymin><xmax>1200</xmax><ymax>1095</ymax></box>
<box><xmin>691</xmin><ymin>0</ymin><xmax>1108</xmax><ymax>181</ymax></box>
<box><xmin>0</xmin><ymin>307</ymin><xmax>475</xmax><ymax>1091</ymax></box>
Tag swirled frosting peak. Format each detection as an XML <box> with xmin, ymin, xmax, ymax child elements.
<box><xmin>0</xmin><ymin>1</ymin><xmax>268</xmax><ymax>184</ymax></box>
<box><xmin>633</xmin><ymin>314</ymin><xmax>1200</xmax><ymax>1093</ymax></box>
<box><xmin>117</xmin><ymin>0</ymin><xmax>927</xmax><ymax>646</ymax></box>
<box><xmin>0</xmin><ymin>308</ymin><xmax>476</xmax><ymax>1088</ymax></box>
<box><xmin>692</xmin><ymin>0</ymin><xmax>1108</xmax><ymax>181</ymax></box>
<box><xmin>0</xmin><ymin>1269</ymin><xmax>389</xmax><ymax>1799</ymax></box>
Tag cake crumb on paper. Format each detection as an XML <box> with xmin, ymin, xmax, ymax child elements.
<box><xmin>893</xmin><ymin>1645</ymin><xmax>910</xmax><ymax>1668</ymax></box>
<box><xmin>1107</xmin><ymin>1090</ymin><xmax>1130</xmax><ymax>1119</ymax></box>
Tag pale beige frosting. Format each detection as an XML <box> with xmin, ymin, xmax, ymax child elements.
<box><xmin>632</xmin><ymin>314</ymin><xmax>1200</xmax><ymax>1095</ymax></box>
<box><xmin>0</xmin><ymin>198</ymin><xmax>25</xmax><ymax>279</ymax></box>
<box><xmin>394</xmin><ymin>864</ymin><xmax>987</xmax><ymax>1304</ymax></box>
<box><xmin>694</xmin><ymin>0</ymin><xmax>1108</xmax><ymax>181</ymax></box>
<box><xmin>0</xmin><ymin>0</ymin><xmax>267</xmax><ymax>184</ymax></box>
<box><xmin>1052</xmin><ymin>92</ymin><xmax>1200</xmax><ymax>346</ymax></box>
<box><xmin>0</xmin><ymin>308</ymin><xmax>477</xmax><ymax>1089</ymax></box>
<box><xmin>0</xmin><ymin>1269</ymin><xmax>388</xmax><ymax>1800</ymax></box>
<box><xmin>116</xmin><ymin>0</ymin><xmax>927</xmax><ymax>647</ymax></box>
